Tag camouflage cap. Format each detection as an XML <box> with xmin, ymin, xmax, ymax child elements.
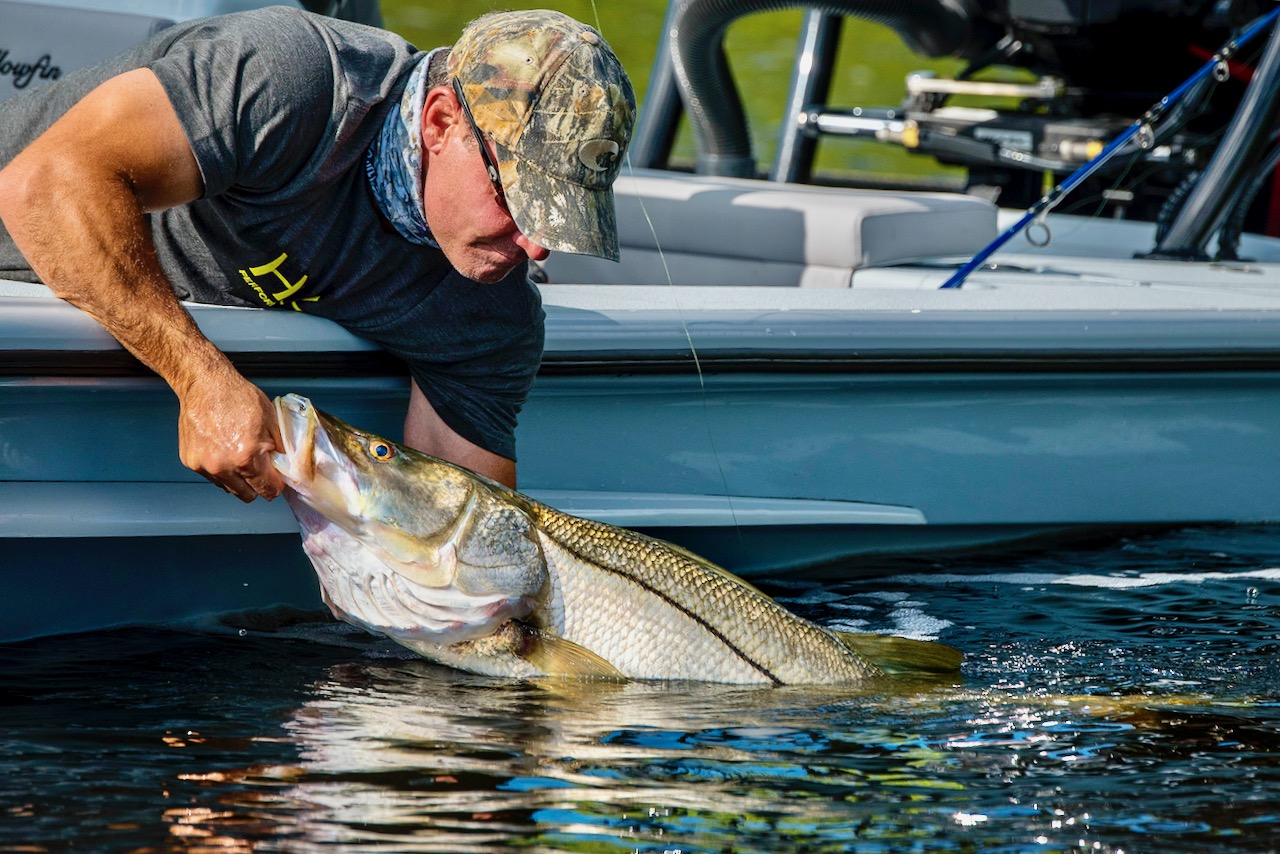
<box><xmin>449</xmin><ymin>10</ymin><xmax>636</xmax><ymax>261</ymax></box>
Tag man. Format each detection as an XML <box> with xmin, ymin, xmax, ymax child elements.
<box><xmin>0</xmin><ymin>7</ymin><xmax>635</xmax><ymax>499</ymax></box>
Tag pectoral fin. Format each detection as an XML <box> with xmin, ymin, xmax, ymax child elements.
<box><xmin>521</xmin><ymin>627</ymin><xmax>625</xmax><ymax>681</ymax></box>
<box><xmin>835</xmin><ymin>631</ymin><xmax>963</xmax><ymax>675</ymax></box>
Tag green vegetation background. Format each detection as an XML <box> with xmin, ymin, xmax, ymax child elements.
<box><xmin>378</xmin><ymin>0</ymin><xmax>964</xmax><ymax>183</ymax></box>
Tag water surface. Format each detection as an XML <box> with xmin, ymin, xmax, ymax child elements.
<box><xmin>4</xmin><ymin>525</ymin><xmax>1280</xmax><ymax>852</ymax></box>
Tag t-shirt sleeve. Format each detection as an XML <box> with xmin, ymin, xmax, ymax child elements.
<box><xmin>145</xmin><ymin>8</ymin><xmax>335</xmax><ymax>197</ymax></box>
<box><xmin>358</xmin><ymin>268</ymin><xmax>546</xmax><ymax>463</ymax></box>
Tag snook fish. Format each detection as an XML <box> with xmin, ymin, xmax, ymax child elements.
<box><xmin>271</xmin><ymin>394</ymin><xmax>961</xmax><ymax>684</ymax></box>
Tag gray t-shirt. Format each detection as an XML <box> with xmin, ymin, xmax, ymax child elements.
<box><xmin>0</xmin><ymin>8</ymin><xmax>545</xmax><ymax>461</ymax></box>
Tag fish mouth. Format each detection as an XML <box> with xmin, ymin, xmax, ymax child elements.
<box><xmin>271</xmin><ymin>393</ymin><xmax>318</xmax><ymax>486</ymax></box>
<box><xmin>271</xmin><ymin>394</ymin><xmax>363</xmax><ymax>525</ymax></box>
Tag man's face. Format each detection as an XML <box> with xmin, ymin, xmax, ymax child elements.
<box><xmin>421</xmin><ymin>88</ymin><xmax>549</xmax><ymax>284</ymax></box>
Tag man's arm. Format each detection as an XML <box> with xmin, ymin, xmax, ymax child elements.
<box><xmin>0</xmin><ymin>68</ymin><xmax>284</xmax><ymax>502</ymax></box>
<box><xmin>404</xmin><ymin>380</ymin><xmax>517</xmax><ymax>489</ymax></box>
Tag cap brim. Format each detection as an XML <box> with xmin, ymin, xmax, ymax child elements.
<box><xmin>497</xmin><ymin>150</ymin><xmax>621</xmax><ymax>262</ymax></box>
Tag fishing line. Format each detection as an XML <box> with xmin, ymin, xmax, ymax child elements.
<box><xmin>621</xmin><ymin>152</ymin><xmax>746</xmax><ymax>537</ymax></box>
<box><xmin>939</xmin><ymin>3</ymin><xmax>1280</xmax><ymax>289</ymax></box>
<box><xmin>591</xmin><ymin>3</ymin><xmax>744</xmax><ymax>536</ymax></box>
<box><xmin>1031</xmin><ymin>149</ymin><xmax>1147</xmax><ymax>244</ymax></box>
<box><xmin>1054</xmin><ymin>113</ymin><xmax>1233</xmax><ymax>224</ymax></box>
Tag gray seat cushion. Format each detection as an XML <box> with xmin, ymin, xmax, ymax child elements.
<box><xmin>543</xmin><ymin>168</ymin><xmax>998</xmax><ymax>287</ymax></box>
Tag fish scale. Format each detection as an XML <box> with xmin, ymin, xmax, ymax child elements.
<box><xmin>537</xmin><ymin>532</ymin><xmax>770</xmax><ymax>682</ymax></box>
<box><xmin>526</xmin><ymin>501</ymin><xmax>883</xmax><ymax>684</ymax></box>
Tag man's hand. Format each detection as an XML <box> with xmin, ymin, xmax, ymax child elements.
<box><xmin>177</xmin><ymin>367</ymin><xmax>285</xmax><ymax>502</ymax></box>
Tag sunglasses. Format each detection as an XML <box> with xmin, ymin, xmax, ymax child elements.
<box><xmin>451</xmin><ymin>77</ymin><xmax>507</xmax><ymax>205</ymax></box>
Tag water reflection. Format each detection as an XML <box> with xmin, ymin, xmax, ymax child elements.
<box><xmin>275</xmin><ymin>665</ymin><xmax>932</xmax><ymax>850</ymax></box>
<box><xmin>167</xmin><ymin>657</ymin><xmax>968</xmax><ymax>851</ymax></box>
<box><xmin>165</xmin><ymin>645</ymin><xmax>1280</xmax><ymax>853</ymax></box>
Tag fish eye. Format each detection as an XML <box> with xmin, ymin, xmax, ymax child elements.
<box><xmin>368</xmin><ymin>440</ymin><xmax>395</xmax><ymax>461</ymax></box>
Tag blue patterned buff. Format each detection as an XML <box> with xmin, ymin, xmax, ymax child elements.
<box><xmin>365</xmin><ymin>48</ymin><xmax>442</xmax><ymax>247</ymax></box>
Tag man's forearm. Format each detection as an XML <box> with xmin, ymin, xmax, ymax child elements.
<box><xmin>0</xmin><ymin>67</ymin><xmax>223</xmax><ymax>392</ymax></box>
<box><xmin>0</xmin><ymin>69</ymin><xmax>284</xmax><ymax>502</ymax></box>
<box><xmin>0</xmin><ymin>160</ymin><xmax>228</xmax><ymax>391</ymax></box>
<box><xmin>404</xmin><ymin>380</ymin><xmax>518</xmax><ymax>488</ymax></box>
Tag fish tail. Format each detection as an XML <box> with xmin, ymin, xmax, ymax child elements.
<box><xmin>833</xmin><ymin>631</ymin><xmax>963</xmax><ymax>676</ymax></box>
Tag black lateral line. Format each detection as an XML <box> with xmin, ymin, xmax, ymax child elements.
<box><xmin>547</xmin><ymin>533</ymin><xmax>783</xmax><ymax>686</ymax></box>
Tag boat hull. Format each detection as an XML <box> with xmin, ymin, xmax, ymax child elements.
<box><xmin>6</xmin><ymin>283</ymin><xmax>1280</xmax><ymax>640</ymax></box>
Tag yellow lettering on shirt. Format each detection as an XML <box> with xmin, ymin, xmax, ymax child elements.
<box><xmin>239</xmin><ymin>269</ymin><xmax>275</xmax><ymax>306</ymax></box>
<box><xmin>238</xmin><ymin>251</ymin><xmax>317</xmax><ymax>311</ymax></box>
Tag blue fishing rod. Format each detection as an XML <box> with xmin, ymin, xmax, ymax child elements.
<box><xmin>939</xmin><ymin>4</ymin><xmax>1280</xmax><ymax>290</ymax></box>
